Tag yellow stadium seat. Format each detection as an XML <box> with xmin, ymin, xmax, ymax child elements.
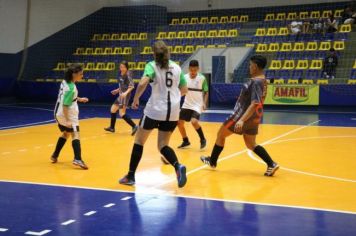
<box><xmin>287</xmin><ymin>12</ymin><xmax>297</xmax><ymax>20</ymax></box>
<box><xmin>302</xmin><ymin>79</ymin><xmax>314</xmax><ymax>84</ymax></box>
<box><xmin>111</xmin><ymin>34</ymin><xmax>120</xmax><ymax>40</ymax></box>
<box><xmin>45</xmin><ymin>78</ymin><xmax>55</xmax><ymax>82</ymax></box>
<box><xmin>218</xmin><ymin>30</ymin><xmax>228</xmax><ymax>37</ymax></box>
<box><xmin>229</xmin><ymin>16</ymin><xmax>239</xmax><ymax>23</ymax></box>
<box><xmin>195</xmin><ymin>45</ymin><xmax>205</xmax><ymax>50</ymax></box>
<box><xmin>296</xmin><ymin>60</ymin><xmax>309</xmax><ymax>69</ymax></box>
<box><xmin>156</xmin><ymin>32</ymin><xmax>166</xmax><ymax>39</ymax></box>
<box><xmin>95</xmin><ymin>62</ymin><xmax>106</xmax><ymax>71</ymax></box>
<box><xmin>245</xmin><ymin>43</ymin><xmax>255</xmax><ymax>48</ymax></box>
<box><xmin>278</xmin><ymin>27</ymin><xmax>289</xmax><ymax>36</ymax></box>
<box><xmin>310</xmin><ymin>60</ymin><xmax>323</xmax><ymax>69</ymax></box>
<box><xmin>333</xmin><ymin>41</ymin><xmax>345</xmax><ymax>51</ymax></box>
<box><xmin>84</xmin><ymin>48</ymin><xmax>94</xmax><ymax>55</ymax></box>
<box><xmin>184</xmin><ymin>45</ymin><xmax>195</xmax><ymax>54</ymax></box>
<box><xmin>181</xmin><ymin>18</ymin><xmax>189</xmax><ymax>25</ymax></box>
<box><xmin>282</xmin><ymin>60</ymin><xmax>295</xmax><ymax>70</ymax></box>
<box><xmin>91</xmin><ymin>34</ymin><xmax>102</xmax><ymax>41</ymax></box>
<box><xmin>200</xmin><ymin>17</ymin><xmax>209</xmax><ymax>24</ymax></box>
<box><xmin>288</xmin><ymin>79</ymin><xmax>299</xmax><ymax>84</ymax></box>
<box><xmin>280</xmin><ymin>43</ymin><xmax>292</xmax><ymax>52</ymax></box>
<box><xmin>207</xmin><ymin>30</ymin><xmax>218</xmax><ymax>38</ymax></box>
<box><xmin>173</xmin><ymin>45</ymin><xmax>184</xmax><ymax>54</ymax></box>
<box><xmin>220</xmin><ymin>16</ymin><xmax>229</xmax><ymax>24</ymax></box>
<box><xmin>310</xmin><ymin>11</ymin><xmax>321</xmax><ymax>19</ymax></box>
<box><xmin>266</xmin><ymin>28</ymin><xmax>277</xmax><ymax>36</ymax></box>
<box><xmin>353</xmin><ymin>60</ymin><xmax>356</xmax><ymax>69</ymax></box>
<box><xmin>128</xmin><ymin>62</ymin><xmax>136</xmax><ymax>70</ymax></box>
<box><xmin>256</xmin><ymin>43</ymin><xmax>268</xmax><ymax>53</ymax></box>
<box><xmin>322</xmin><ymin>10</ymin><xmax>332</xmax><ymax>18</ymax></box>
<box><xmin>109</xmin><ymin>79</ymin><xmax>117</xmax><ymax>83</ymax></box>
<box><xmin>170</xmin><ymin>18</ymin><xmax>179</xmax><ymax>25</ymax></box>
<box><xmin>104</xmin><ymin>47</ymin><xmax>113</xmax><ymax>55</ymax></box>
<box><xmin>197</xmin><ymin>31</ymin><xmax>207</xmax><ymax>38</ymax></box>
<box><xmin>268</xmin><ymin>43</ymin><xmax>279</xmax><ymax>52</ymax></box>
<box><xmin>120</xmin><ymin>33</ymin><xmax>129</xmax><ymax>40</ymax></box>
<box><xmin>106</xmin><ymin>62</ymin><xmax>115</xmax><ymax>71</ymax></box>
<box><xmin>228</xmin><ymin>29</ymin><xmax>238</xmax><ymax>37</ymax></box>
<box><xmin>86</xmin><ymin>79</ymin><xmax>96</xmax><ymax>83</ymax></box>
<box><xmin>217</xmin><ymin>44</ymin><xmax>227</xmax><ymax>48</ymax></box>
<box><xmin>74</xmin><ymin>48</ymin><xmax>84</xmax><ymax>55</ymax></box>
<box><xmin>339</xmin><ymin>24</ymin><xmax>352</xmax><ymax>33</ymax></box>
<box><xmin>210</xmin><ymin>16</ymin><xmax>219</xmax><ymax>24</ymax></box>
<box><xmin>93</xmin><ymin>48</ymin><xmax>104</xmax><ymax>55</ymax></box>
<box><xmin>138</xmin><ymin>33</ymin><xmax>147</xmax><ymax>40</ymax></box>
<box><xmin>102</xmin><ymin>34</ymin><xmax>111</xmax><ymax>41</ymax></box>
<box><xmin>239</xmin><ymin>15</ymin><xmax>249</xmax><ymax>22</ymax></box>
<box><xmin>167</xmin><ymin>32</ymin><xmax>176</xmax><ymax>39</ymax></box>
<box><xmin>141</xmin><ymin>46</ymin><xmax>152</xmax><ymax>55</ymax></box>
<box><xmin>85</xmin><ymin>62</ymin><xmax>95</xmax><ymax>71</ymax></box>
<box><xmin>190</xmin><ymin>17</ymin><xmax>199</xmax><ymax>24</ymax></box>
<box><xmin>293</xmin><ymin>42</ymin><xmax>305</xmax><ymax>51</ymax></box>
<box><xmin>319</xmin><ymin>41</ymin><xmax>331</xmax><ymax>51</ymax></box>
<box><xmin>207</xmin><ymin>45</ymin><xmax>216</xmax><ymax>49</ymax></box>
<box><xmin>265</xmin><ymin>13</ymin><xmax>275</xmax><ymax>21</ymax></box>
<box><xmin>122</xmin><ymin>47</ymin><xmax>132</xmax><ymax>55</ymax></box>
<box><xmin>129</xmin><ymin>33</ymin><xmax>138</xmax><ymax>40</ymax></box>
<box><xmin>177</xmin><ymin>31</ymin><xmax>187</xmax><ymax>38</ymax></box>
<box><xmin>276</xmin><ymin>13</ymin><xmax>286</xmax><ymax>21</ymax></box>
<box><xmin>54</xmin><ymin>63</ymin><xmax>66</xmax><ymax>71</ymax></box>
<box><xmin>299</xmin><ymin>11</ymin><xmax>309</xmax><ymax>20</ymax></box>
<box><xmin>274</xmin><ymin>79</ymin><xmax>285</xmax><ymax>84</ymax></box>
<box><xmin>187</xmin><ymin>31</ymin><xmax>197</xmax><ymax>38</ymax></box>
<box><xmin>167</xmin><ymin>46</ymin><xmax>173</xmax><ymax>53</ymax></box>
<box><xmin>269</xmin><ymin>60</ymin><xmax>282</xmax><ymax>69</ymax></box>
<box><xmin>348</xmin><ymin>79</ymin><xmax>356</xmax><ymax>84</ymax></box>
<box><xmin>334</xmin><ymin>9</ymin><xmax>344</xmax><ymax>18</ymax></box>
<box><xmin>136</xmin><ymin>62</ymin><xmax>146</xmax><ymax>70</ymax></box>
<box><xmin>317</xmin><ymin>79</ymin><xmax>329</xmax><ymax>84</ymax></box>
<box><xmin>113</xmin><ymin>47</ymin><xmax>122</xmax><ymax>55</ymax></box>
<box><xmin>255</xmin><ymin>28</ymin><xmax>266</xmax><ymax>36</ymax></box>
<box><xmin>306</xmin><ymin>42</ymin><xmax>318</xmax><ymax>51</ymax></box>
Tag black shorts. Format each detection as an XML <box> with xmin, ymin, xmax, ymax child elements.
<box><xmin>139</xmin><ymin>115</ymin><xmax>177</xmax><ymax>132</ymax></box>
<box><xmin>223</xmin><ymin>116</ymin><xmax>259</xmax><ymax>135</ymax></box>
<box><xmin>179</xmin><ymin>108</ymin><xmax>201</xmax><ymax>122</ymax></box>
<box><xmin>58</xmin><ymin>123</ymin><xmax>80</xmax><ymax>132</ymax></box>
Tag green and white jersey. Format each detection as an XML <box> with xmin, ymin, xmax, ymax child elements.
<box><xmin>182</xmin><ymin>73</ymin><xmax>208</xmax><ymax>114</ymax></box>
<box><xmin>54</xmin><ymin>80</ymin><xmax>79</xmax><ymax>126</ymax></box>
<box><xmin>142</xmin><ymin>60</ymin><xmax>186</xmax><ymax>121</ymax></box>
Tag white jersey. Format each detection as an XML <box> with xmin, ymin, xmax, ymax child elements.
<box><xmin>182</xmin><ymin>73</ymin><xmax>208</xmax><ymax>114</ymax></box>
<box><xmin>143</xmin><ymin>60</ymin><xmax>186</xmax><ymax>121</ymax></box>
<box><xmin>54</xmin><ymin>80</ymin><xmax>79</xmax><ymax>127</ymax></box>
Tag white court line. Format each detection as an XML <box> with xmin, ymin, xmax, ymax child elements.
<box><xmin>24</xmin><ymin>229</ymin><xmax>51</xmax><ymax>235</ymax></box>
<box><xmin>266</xmin><ymin>135</ymin><xmax>356</xmax><ymax>146</ymax></box>
<box><xmin>0</xmin><ymin>228</ymin><xmax>8</xmax><ymax>232</ymax></box>
<box><xmin>0</xmin><ymin>131</ymin><xmax>25</xmax><ymax>136</ymax></box>
<box><xmin>103</xmin><ymin>203</ymin><xmax>115</xmax><ymax>208</ymax></box>
<box><xmin>1</xmin><ymin>179</ymin><xmax>355</xmax><ymax>215</ymax></box>
<box><xmin>84</xmin><ymin>211</ymin><xmax>96</xmax><ymax>216</ymax></box>
<box><xmin>0</xmin><ymin>120</ymin><xmax>55</xmax><ymax>130</ymax></box>
<box><xmin>121</xmin><ymin>196</ymin><xmax>132</xmax><ymax>201</ymax></box>
<box><xmin>0</xmin><ymin>105</ymin><xmax>53</xmax><ymax>112</ymax></box>
<box><xmin>61</xmin><ymin>219</ymin><xmax>76</xmax><ymax>226</ymax></box>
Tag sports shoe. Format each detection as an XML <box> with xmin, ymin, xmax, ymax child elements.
<box><xmin>161</xmin><ymin>155</ymin><xmax>169</xmax><ymax>165</ymax></box>
<box><xmin>176</xmin><ymin>164</ymin><xmax>187</xmax><ymax>188</ymax></box>
<box><xmin>177</xmin><ymin>140</ymin><xmax>190</xmax><ymax>149</ymax></box>
<box><xmin>200</xmin><ymin>156</ymin><xmax>217</xmax><ymax>169</ymax></box>
<box><xmin>119</xmin><ymin>175</ymin><xmax>135</xmax><ymax>186</ymax></box>
<box><xmin>72</xmin><ymin>159</ymin><xmax>89</xmax><ymax>170</ymax></box>
<box><xmin>50</xmin><ymin>154</ymin><xmax>58</xmax><ymax>163</ymax></box>
<box><xmin>264</xmin><ymin>163</ymin><xmax>279</xmax><ymax>177</ymax></box>
<box><xmin>104</xmin><ymin>127</ymin><xmax>115</xmax><ymax>133</ymax></box>
<box><xmin>131</xmin><ymin>126</ymin><xmax>138</xmax><ymax>136</ymax></box>
<box><xmin>200</xmin><ymin>139</ymin><xmax>207</xmax><ymax>150</ymax></box>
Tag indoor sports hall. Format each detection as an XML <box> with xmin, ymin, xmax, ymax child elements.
<box><xmin>1</xmin><ymin>0</ymin><xmax>356</xmax><ymax>235</ymax></box>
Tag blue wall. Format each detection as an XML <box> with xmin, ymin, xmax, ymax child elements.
<box><xmin>0</xmin><ymin>53</ymin><xmax>22</xmax><ymax>97</ymax></box>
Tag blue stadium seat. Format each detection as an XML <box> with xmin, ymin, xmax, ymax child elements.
<box><xmin>306</xmin><ymin>70</ymin><xmax>321</xmax><ymax>80</ymax></box>
<box><xmin>291</xmin><ymin>70</ymin><xmax>304</xmax><ymax>79</ymax></box>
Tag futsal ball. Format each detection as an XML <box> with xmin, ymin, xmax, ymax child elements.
<box><xmin>160</xmin><ymin>155</ymin><xmax>169</xmax><ymax>165</ymax></box>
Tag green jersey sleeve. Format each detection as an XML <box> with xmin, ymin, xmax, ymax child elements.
<box><xmin>179</xmin><ymin>72</ymin><xmax>187</xmax><ymax>87</ymax></box>
<box><xmin>143</xmin><ymin>62</ymin><xmax>155</xmax><ymax>80</ymax></box>
<box><xmin>63</xmin><ymin>83</ymin><xmax>75</xmax><ymax>106</ymax></box>
<box><xmin>202</xmin><ymin>76</ymin><xmax>209</xmax><ymax>92</ymax></box>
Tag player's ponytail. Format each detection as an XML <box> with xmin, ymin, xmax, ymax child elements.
<box><xmin>65</xmin><ymin>63</ymin><xmax>83</xmax><ymax>82</ymax></box>
<box><xmin>153</xmin><ymin>40</ymin><xmax>169</xmax><ymax>70</ymax></box>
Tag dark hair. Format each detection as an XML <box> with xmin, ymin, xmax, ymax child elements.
<box><xmin>120</xmin><ymin>60</ymin><xmax>129</xmax><ymax>71</ymax></box>
<box><xmin>65</xmin><ymin>63</ymin><xmax>83</xmax><ymax>82</ymax></box>
<box><xmin>153</xmin><ymin>40</ymin><xmax>170</xmax><ymax>69</ymax></box>
<box><xmin>250</xmin><ymin>55</ymin><xmax>267</xmax><ymax>69</ymax></box>
<box><xmin>189</xmin><ymin>60</ymin><xmax>199</xmax><ymax>67</ymax></box>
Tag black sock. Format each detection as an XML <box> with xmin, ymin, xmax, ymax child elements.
<box><xmin>183</xmin><ymin>137</ymin><xmax>189</xmax><ymax>143</ymax></box>
<box><xmin>72</xmin><ymin>139</ymin><xmax>81</xmax><ymax>160</ymax></box>
<box><xmin>110</xmin><ymin>113</ymin><xmax>117</xmax><ymax>129</ymax></box>
<box><xmin>195</xmin><ymin>127</ymin><xmax>206</xmax><ymax>141</ymax></box>
<box><xmin>53</xmin><ymin>137</ymin><xmax>66</xmax><ymax>157</ymax></box>
<box><xmin>160</xmin><ymin>146</ymin><xmax>180</xmax><ymax>170</ymax></box>
<box><xmin>128</xmin><ymin>143</ymin><xmax>143</xmax><ymax>178</ymax></box>
<box><xmin>210</xmin><ymin>144</ymin><xmax>224</xmax><ymax>165</ymax></box>
<box><xmin>253</xmin><ymin>145</ymin><xmax>274</xmax><ymax>167</ymax></box>
<box><xmin>122</xmin><ymin>114</ymin><xmax>136</xmax><ymax>128</ymax></box>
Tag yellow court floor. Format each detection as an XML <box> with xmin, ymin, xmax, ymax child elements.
<box><xmin>1</xmin><ymin>118</ymin><xmax>356</xmax><ymax>213</ymax></box>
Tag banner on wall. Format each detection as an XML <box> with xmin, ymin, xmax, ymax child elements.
<box><xmin>264</xmin><ymin>84</ymin><xmax>319</xmax><ymax>105</ymax></box>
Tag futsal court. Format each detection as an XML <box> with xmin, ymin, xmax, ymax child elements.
<box><xmin>0</xmin><ymin>103</ymin><xmax>355</xmax><ymax>235</ymax></box>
